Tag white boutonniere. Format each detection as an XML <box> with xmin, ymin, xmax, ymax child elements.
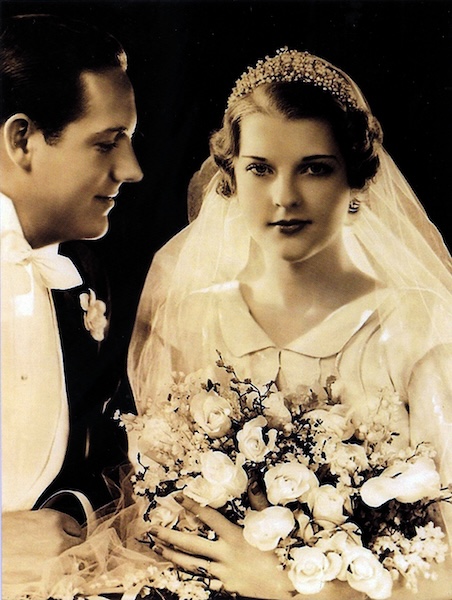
<box><xmin>79</xmin><ymin>288</ymin><xmax>108</xmax><ymax>342</ymax></box>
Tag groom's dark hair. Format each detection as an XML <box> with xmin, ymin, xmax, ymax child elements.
<box><xmin>0</xmin><ymin>14</ymin><xmax>127</xmax><ymax>142</ymax></box>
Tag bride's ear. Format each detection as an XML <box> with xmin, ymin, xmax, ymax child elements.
<box><xmin>346</xmin><ymin>188</ymin><xmax>367</xmax><ymax>224</ymax></box>
<box><xmin>2</xmin><ymin>113</ymin><xmax>36</xmax><ymax>171</ymax></box>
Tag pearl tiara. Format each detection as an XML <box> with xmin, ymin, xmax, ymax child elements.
<box><xmin>227</xmin><ymin>48</ymin><xmax>359</xmax><ymax>109</ymax></box>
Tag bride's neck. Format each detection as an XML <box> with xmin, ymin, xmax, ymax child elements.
<box><xmin>239</xmin><ymin>239</ymin><xmax>378</xmax><ymax>347</ymax></box>
<box><xmin>248</xmin><ymin>241</ymin><xmax>365</xmax><ymax>308</ymax></box>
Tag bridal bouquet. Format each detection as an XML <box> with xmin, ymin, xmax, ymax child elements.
<box><xmin>121</xmin><ymin>353</ymin><xmax>450</xmax><ymax>600</ymax></box>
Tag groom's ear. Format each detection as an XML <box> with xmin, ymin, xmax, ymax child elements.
<box><xmin>2</xmin><ymin>113</ymin><xmax>37</xmax><ymax>172</ymax></box>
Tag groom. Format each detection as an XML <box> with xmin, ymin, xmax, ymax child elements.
<box><xmin>1</xmin><ymin>14</ymin><xmax>143</xmax><ymax>584</ymax></box>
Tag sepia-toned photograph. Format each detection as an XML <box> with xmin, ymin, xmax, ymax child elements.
<box><xmin>1</xmin><ymin>1</ymin><xmax>451</xmax><ymax>598</ymax></box>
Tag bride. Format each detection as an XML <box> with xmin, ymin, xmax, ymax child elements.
<box><xmin>128</xmin><ymin>49</ymin><xmax>452</xmax><ymax>599</ymax></box>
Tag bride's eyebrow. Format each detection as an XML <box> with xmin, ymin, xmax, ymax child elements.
<box><xmin>241</xmin><ymin>155</ymin><xmax>268</xmax><ymax>161</ymax></box>
<box><xmin>302</xmin><ymin>154</ymin><xmax>338</xmax><ymax>161</ymax></box>
<box><xmin>240</xmin><ymin>154</ymin><xmax>339</xmax><ymax>162</ymax></box>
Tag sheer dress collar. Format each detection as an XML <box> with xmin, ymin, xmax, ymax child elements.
<box><xmin>217</xmin><ymin>281</ymin><xmax>391</xmax><ymax>359</ymax></box>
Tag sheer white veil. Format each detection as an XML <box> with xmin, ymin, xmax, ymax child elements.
<box><xmin>128</xmin><ymin>53</ymin><xmax>452</xmax><ymax>411</ymax></box>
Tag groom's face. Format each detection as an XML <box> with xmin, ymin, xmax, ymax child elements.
<box><xmin>29</xmin><ymin>68</ymin><xmax>143</xmax><ymax>243</ymax></box>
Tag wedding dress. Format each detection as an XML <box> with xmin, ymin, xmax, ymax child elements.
<box><xmin>129</xmin><ymin>150</ymin><xmax>452</xmax><ymax>545</ymax></box>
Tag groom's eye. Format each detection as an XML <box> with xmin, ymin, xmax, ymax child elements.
<box><xmin>96</xmin><ymin>142</ymin><xmax>119</xmax><ymax>153</ymax></box>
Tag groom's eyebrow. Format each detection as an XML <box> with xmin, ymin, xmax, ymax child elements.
<box><xmin>88</xmin><ymin>126</ymin><xmax>137</xmax><ymax>143</ymax></box>
<box><xmin>94</xmin><ymin>126</ymin><xmax>128</xmax><ymax>135</ymax></box>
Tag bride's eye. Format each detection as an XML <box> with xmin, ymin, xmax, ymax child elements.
<box><xmin>303</xmin><ymin>162</ymin><xmax>334</xmax><ymax>176</ymax></box>
<box><xmin>246</xmin><ymin>163</ymin><xmax>272</xmax><ymax>177</ymax></box>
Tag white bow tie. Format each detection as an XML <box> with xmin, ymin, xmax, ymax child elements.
<box><xmin>2</xmin><ymin>230</ymin><xmax>83</xmax><ymax>291</ymax></box>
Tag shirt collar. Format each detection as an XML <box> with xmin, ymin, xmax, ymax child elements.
<box><xmin>0</xmin><ymin>193</ymin><xmax>61</xmax><ymax>255</ymax></box>
<box><xmin>1</xmin><ymin>192</ymin><xmax>83</xmax><ymax>290</ymax></box>
<box><xmin>1</xmin><ymin>192</ymin><xmax>24</xmax><ymax>237</ymax></box>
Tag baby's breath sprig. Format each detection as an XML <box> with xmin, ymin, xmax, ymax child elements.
<box><xmin>216</xmin><ymin>350</ymin><xmax>276</xmax><ymax>416</ymax></box>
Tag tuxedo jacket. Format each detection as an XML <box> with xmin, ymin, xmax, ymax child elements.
<box><xmin>34</xmin><ymin>241</ymin><xmax>136</xmax><ymax>520</ymax></box>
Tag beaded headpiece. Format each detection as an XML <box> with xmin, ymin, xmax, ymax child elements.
<box><xmin>227</xmin><ymin>48</ymin><xmax>359</xmax><ymax>109</ymax></box>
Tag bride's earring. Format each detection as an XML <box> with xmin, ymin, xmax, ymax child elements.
<box><xmin>348</xmin><ymin>198</ymin><xmax>361</xmax><ymax>213</ymax></box>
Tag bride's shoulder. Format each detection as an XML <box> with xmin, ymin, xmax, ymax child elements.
<box><xmin>377</xmin><ymin>287</ymin><xmax>452</xmax><ymax>344</ymax></box>
<box><xmin>183</xmin><ymin>280</ymin><xmax>240</xmax><ymax>300</ymax></box>
<box><xmin>378</xmin><ymin>287</ymin><xmax>452</xmax><ymax>318</ymax></box>
<box><xmin>176</xmin><ymin>280</ymin><xmax>241</xmax><ymax>329</ymax></box>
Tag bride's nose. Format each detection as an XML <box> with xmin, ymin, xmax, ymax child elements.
<box><xmin>271</xmin><ymin>175</ymin><xmax>301</xmax><ymax>208</ymax></box>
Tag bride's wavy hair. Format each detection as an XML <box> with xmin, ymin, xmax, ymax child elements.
<box><xmin>210</xmin><ymin>80</ymin><xmax>383</xmax><ymax>197</ymax></box>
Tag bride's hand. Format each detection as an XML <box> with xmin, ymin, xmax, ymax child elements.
<box><xmin>149</xmin><ymin>495</ymin><xmax>294</xmax><ymax>600</ymax></box>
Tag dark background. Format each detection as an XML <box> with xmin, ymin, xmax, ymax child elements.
<box><xmin>2</xmin><ymin>0</ymin><xmax>452</xmax><ymax>352</ymax></box>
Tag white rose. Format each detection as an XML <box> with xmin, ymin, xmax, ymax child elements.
<box><xmin>184</xmin><ymin>451</ymin><xmax>248</xmax><ymax>508</ymax></box>
<box><xmin>190</xmin><ymin>390</ymin><xmax>232</xmax><ymax>438</ymax></box>
<box><xmin>308</xmin><ymin>484</ymin><xmax>347</xmax><ymax>528</ymax></box>
<box><xmin>288</xmin><ymin>546</ymin><xmax>342</xmax><ymax>595</ymax></box>
<box><xmin>149</xmin><ymin>493</ymin><xmax>184</xmax><ymax>528</ymax></box>
<box><xmin>345</xmin><ymin>546</ymin><xmax>393</xmax><ymax>600</ymax></box>
<box><xmin>308</xmin><ymin>404</ymin><xmax>355</xmax><ymax>440</ymax></box>
<box><xmin>315</xmin><ymin>528</ymin><xmax>359</xmax><ymax>567</ymax></box>
<box><xmin>294</xmin><ymin>510</ymin><xmax>314</xmax><ymax>542</ymax></box>
<box><xmin>265</xmin><ymin>461</ymin><xmax>319</xmax><ymax>506</ymax></box>
<box><xmin>137</xmin><ymin>418</ymin><xmax>182</xmax><ymax>464</ymax></box>
<box><xmin>360</xmin><ymin>456</ymin><xmax>441</xmax><ymax>508</ymax></box>
<box><xmin>237</xmin><ymin>416</ymin><xmax>277</xmax><ymax>462</ymax></box>
<box><xmin>201</xmin><ymin>451</ymin><xmax>248</xmax><ymax>496</ymax></box>
<box><xmin>262</xmin><ymin>392</ymin><xmax>292</xmax><ymax>429</ymax></box>
<box><xmin>183</xmin><ymin>475</ymin><xmax>230</xmax><ymax>508</ymax></box>
<box><xmin>243</xmin><ymin>506</ymin><xmax>294</xmax><ymax>551</ymax></box>
<box><xmin>331</xmin><ymin>442</ymin><xmax>369</xmax><ymax>475</ymax></box>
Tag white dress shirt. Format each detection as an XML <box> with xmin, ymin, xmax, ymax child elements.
<box><xmin>1</xmin><ymin>193</ymin><xmax>82</xmax><ymax>511</ymax></box>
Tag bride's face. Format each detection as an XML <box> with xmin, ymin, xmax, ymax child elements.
<box><xmin>233</xmin><ymin>113</ymin><xmax>353</xmax><ymax>265</ymax></box>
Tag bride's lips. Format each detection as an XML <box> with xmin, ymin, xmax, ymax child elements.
<box><xmin>269</xmin><ymin>219</ymin><xmax>311</xmax><ymax>234</ymax></box>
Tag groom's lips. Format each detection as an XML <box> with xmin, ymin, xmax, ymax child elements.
<box><xmin>95</xmin><ymin>194</ymin><xmax>118</xmax><ymax>201</ymax></box>
<box><xmin>95</xmin><ymin>194</ymin><xmax>118</xmax><ymax>214</ymax></box>
<box><xmin>269</xmin><ymin>219</ymin><xmax>311</xmax><ymax>234</ymax></box>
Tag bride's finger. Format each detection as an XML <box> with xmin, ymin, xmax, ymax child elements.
<box><xmin>150</xmin><ymin>525</ymin><xmax>219</xmax><ymax>559</ymax></box>
<box><xmin>176</xmin><ymin>495</ymin><xmax>239</xmax><ymax>540</ymax></box>
<box><xmin>154</xmin><ymin>543</ymin><xmax>220</xmax><ymax>580</ymax></box>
